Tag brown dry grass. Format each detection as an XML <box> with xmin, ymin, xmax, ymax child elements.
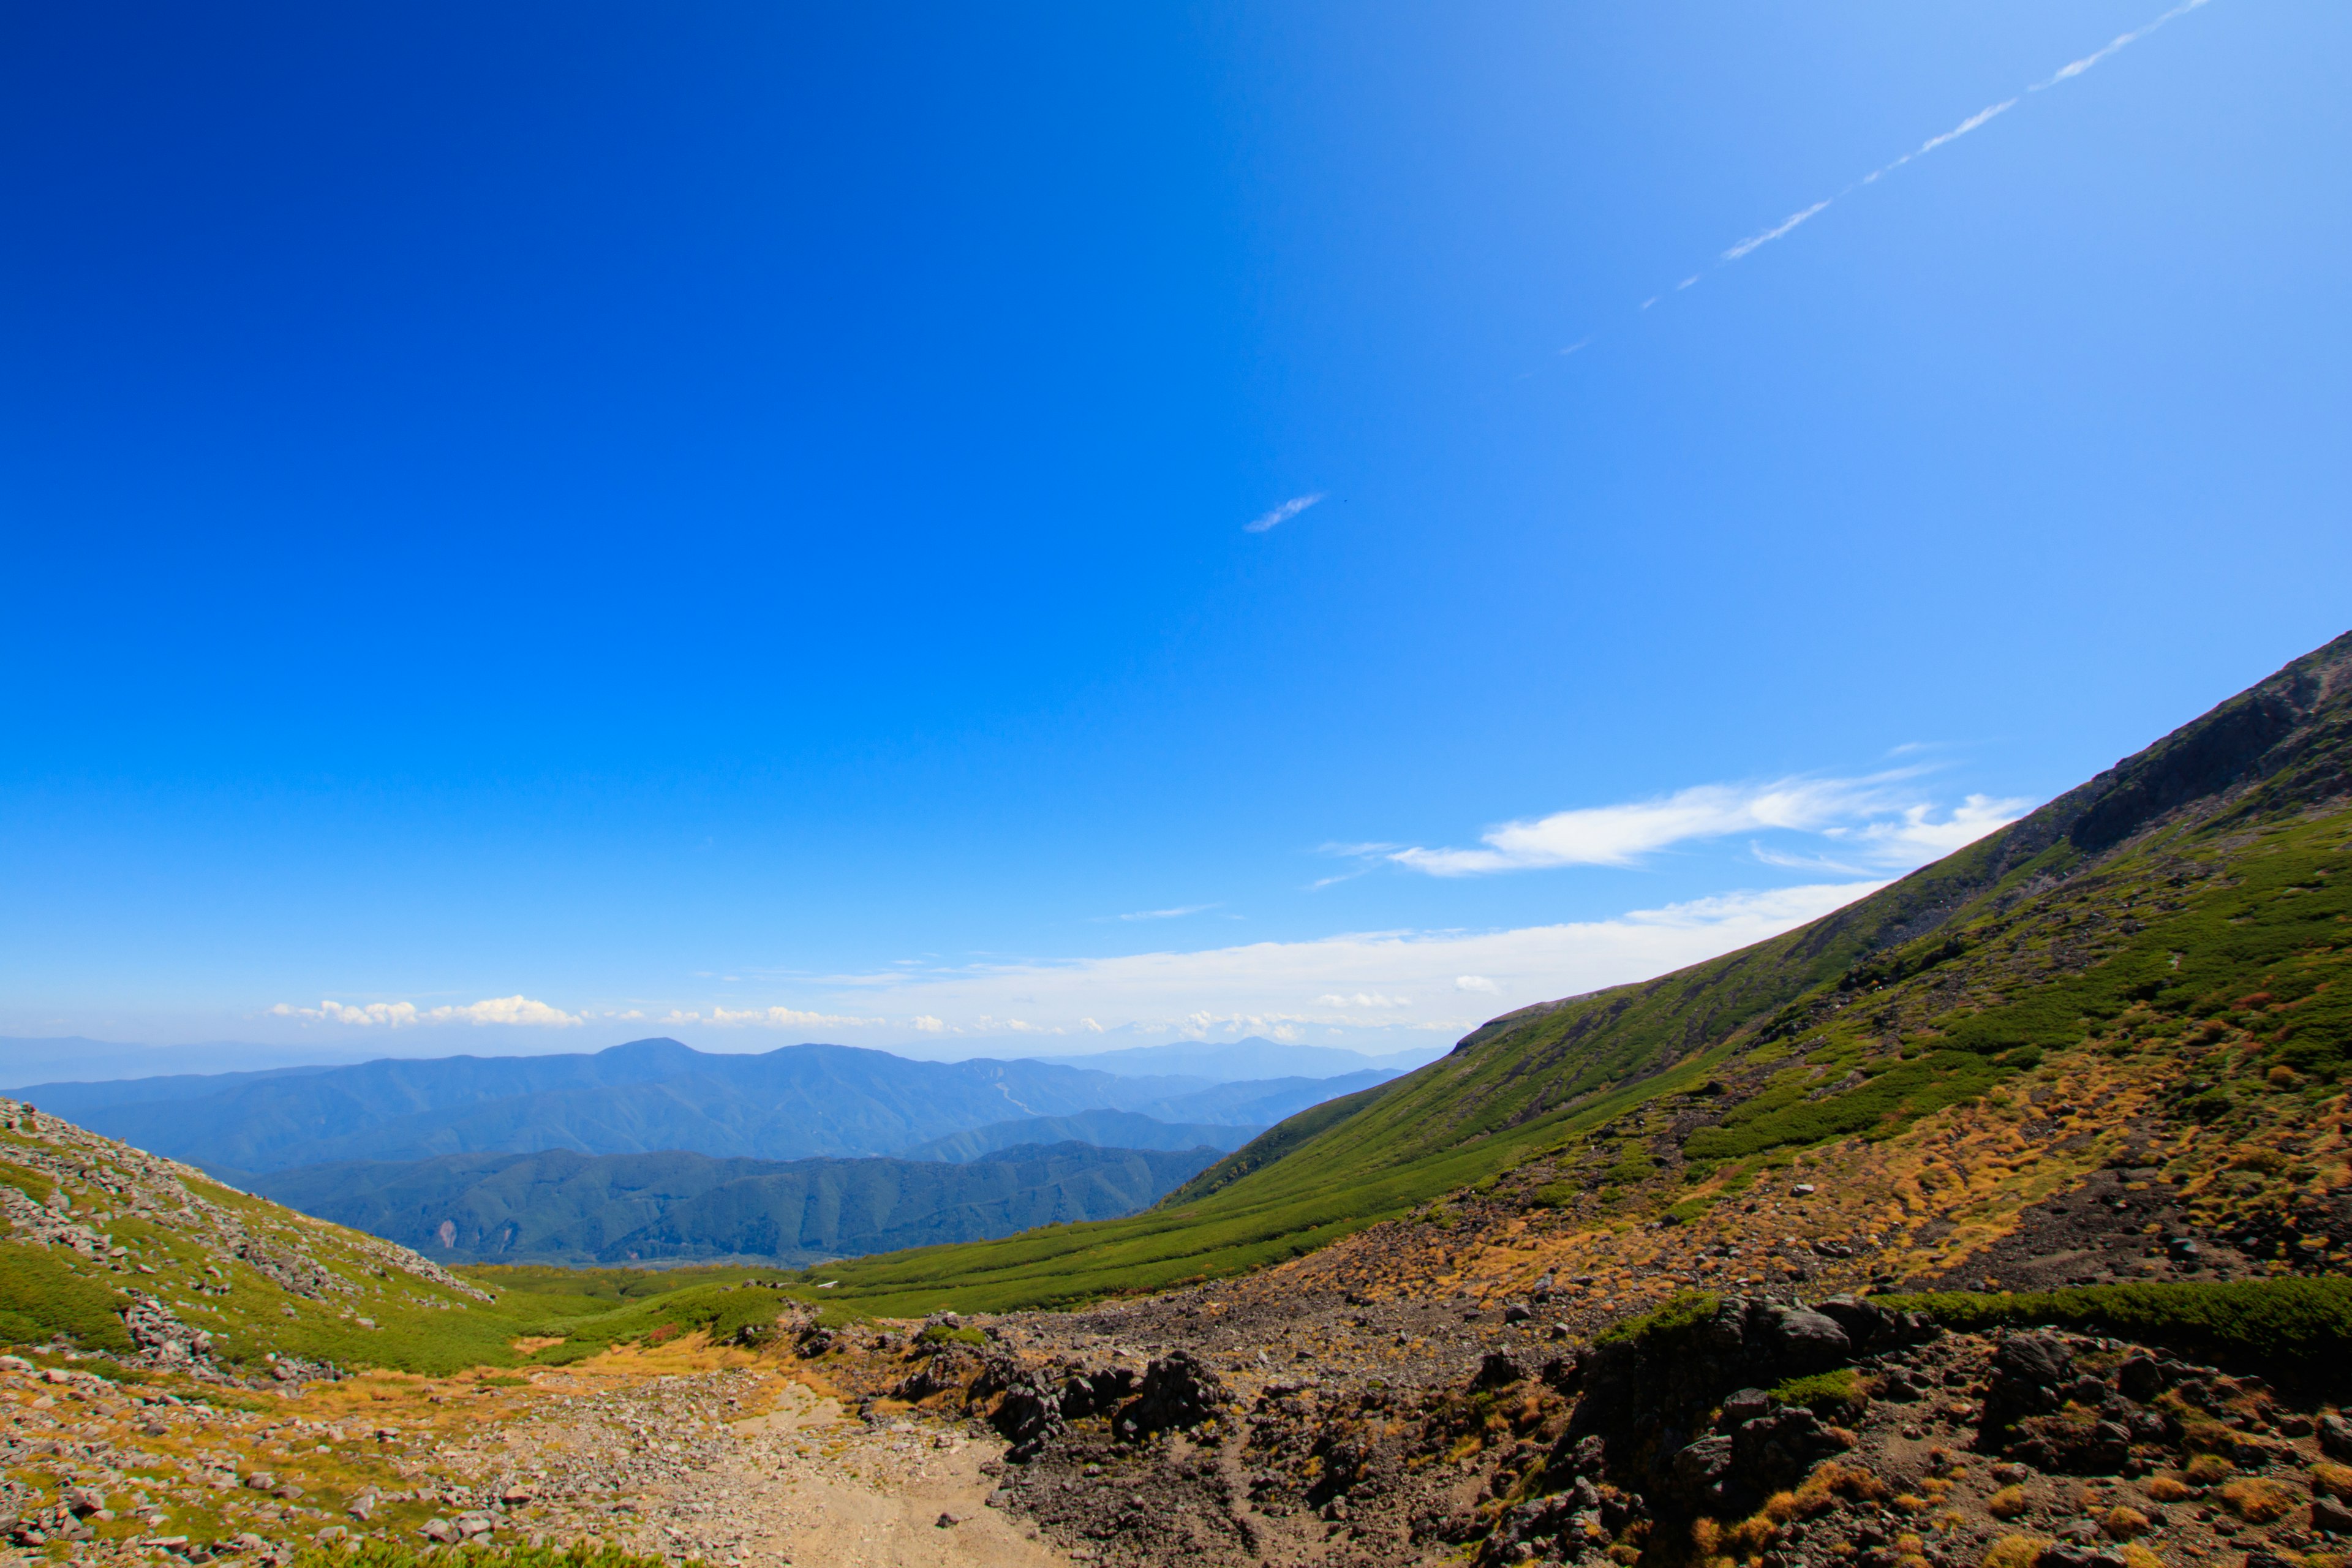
<box><xmin>1983</xmin><ymin>1536</ymin><xmax>2049</xmax><ymax>1568</ymax></box>
<box><xmin>2220</xmin><ymin>1477</ymin><xmax>2300</xmax><ymax>1523</ymax></box>
<box><xmin>2184</xmin><ymin>1452</ymin><xmax>2235</xmax><ymax>1485</ymax></box>
<box><xmin>2100</xmin><ymin>1506</ymin><xmax>2150</xmax><ymax>1540</ymax></box>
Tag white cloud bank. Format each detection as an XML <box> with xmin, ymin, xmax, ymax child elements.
<box><xmin>1385</xmin><ymin>775</ymin><xmax>2030</xmax><ymax>878</ymax></box>
<box><xmin>802</xmin><ymin>879</ymin><xmax>1881</xmax><ymax>1042</ymax></box>
<box><xmin>270</xmin><ymin>995</ymin><xmax>582</xmax><ymax>1028</ymax></box>
<box><xmin>258</xmin><ymin>882</ymin><xmax>1885</xmax><ymax>1052</ymax></box>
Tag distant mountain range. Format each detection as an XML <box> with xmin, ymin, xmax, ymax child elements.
<box><xmin>12</xmin><ymin>1040</ymin><xmax>1392</xmax><ymax>1173</ymax></box>
<box><xmin>899</xmin><ymin>1109</ymin><xmax>1260</xmax><ymax>1163</ymax></box>
<box><xmin>241</xmin><ymin>1140</ymin><xmax>1219</xmax><ymax>1266</ymax></box>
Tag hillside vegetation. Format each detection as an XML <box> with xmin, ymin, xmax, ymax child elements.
<box><xmin>795</xmin><ymin>631</ymin><xmax>2352</xmax><ymax>1315</ymax></box>
<box><xmin>0</xmin><ymin>1101</ymin><xmax>830</xmax><ymax>1379</ymax></box>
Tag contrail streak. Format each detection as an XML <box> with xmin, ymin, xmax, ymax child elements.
<box><xmin>1564</xmin><ymin>0</ymin><xmax>2215</xmax><ymax>355</ymax></box>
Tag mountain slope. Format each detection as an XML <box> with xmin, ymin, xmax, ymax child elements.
<box><xmin>800</xmin><ymin>630</ymin><xmax>2352</xmax><ymax>1313</ymax></box>
<box><xmin>245</xmin><ymin>1140</ymin><xmax>1222</xmax><ymax>1265</ymax></box>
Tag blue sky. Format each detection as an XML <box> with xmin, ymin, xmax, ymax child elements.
<box><xmin>3</xmin><ymin>1</ymin><xmax>2346</xmax><ymax>1063</ymax></box>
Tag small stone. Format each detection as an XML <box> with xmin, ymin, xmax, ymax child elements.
<box><xmin>420</xmin><ymin>1517</ymin><xmax>461</xmax><ymax>1544</ymax></box>
<box><xmin>936</xmin><ymin>1511</ymin><xmax>962</xmax><ymax>1528</ymax></box>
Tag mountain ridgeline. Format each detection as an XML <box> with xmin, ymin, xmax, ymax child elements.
<box><xmin>809</xmin><ymin>630</ymin><xmax>2352</xmax><ymax>1313</ymax></box>
<box><xmin>10</xmin><ymin>1043</ymin><xmax>1392</xmax><ymax>1174</ymax></box>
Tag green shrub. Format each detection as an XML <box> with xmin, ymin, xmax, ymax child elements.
<box><xmin>918</xmin><ymin>1322</ymin><xmax>987</xmax><ymax>1348</ymax></box>
<box><xmin>1880</xmin><ymin>1278</ymin><xmax>2352</xmax><ymax>1387</ymax></box>
<box><xmin>1771</xmin><ymin>1367</ymin><xmax>1863</xmax><ymax>1417</ymax></box>
<box><xmin>1596</xmin><ymin>1291</ymin><xmax>1719</xmax><ymax>1348</ymax></box>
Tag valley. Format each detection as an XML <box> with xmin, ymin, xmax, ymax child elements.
<box><xmin>0</xmin><ymin>631</ymin><xmax>2347</xmax><ymax>1568</ymax></box>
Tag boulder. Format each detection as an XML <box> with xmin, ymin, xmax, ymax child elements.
<box><xmin>1762</xmin><ymin>1306</ymin><xmax>1851</xmax><ymax>1371</ymax></box>
<box><xmin>1115</xmin><ymin>1352</ymin><xmax>1230</xmax><ymax>1440</ymax></box>
<box><xmin>1474</xmin><ymin>1351</ymin><xmax>1525</xmax><ymax>1391</ymax></box>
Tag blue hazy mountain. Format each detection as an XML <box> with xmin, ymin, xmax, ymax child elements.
<box><xmin>899</xmin><ymin>1109</ymin><xmax>1262</xmax><ymax>1163</ymax></box>
<box><xmin>241</xmin><ymin>1141</ymin><xmax>1220</xmax><ymax>1266</ymax></box>
<box><xmin>12</xmin><ymin>1039</ymin><xmax>1392</xmax><ymax>1174</ymax></box>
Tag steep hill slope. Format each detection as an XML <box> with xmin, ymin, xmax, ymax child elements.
<box><xmin>247</xmin><ymin>1140</ymin><xmax>1222</xmax><ymax>1265</ymax></box>
<box><xmin>803</xmin><ymin>630</ymin><xmax>2352</xmax><ymax>1313</ymax></box>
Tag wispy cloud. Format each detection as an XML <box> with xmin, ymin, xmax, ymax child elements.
<box><xmin>1244</xmin><ymin>493</ymin><xmax>1325</xmax><ymax>533</ymax></box>
<box><xmin>1114</xmin><ymin>903</ymin><xmax>1218</xmax><ymax>922</ymax></box>
<box><xmin>1722</xmin><ymin>200</ymin><xmax>1834</xmax><ymax>262</ymax></box>
<box><xmin>2041</xmin><ymin>0</ymin><xmax>2211</xmax><ymax>86</ymax></box>
<box><xmin>1382</xmin><ymin>775</ymin><xmax>2032</xmax><ymax>878</ymax></box>
<box><xmin>270</xmin><ymin>995</ymin><xmax>582</xmax><ymax>1028</ymax></box>
<box><xmin>1580</xmin><ymin>0</ymin><xmax>2218</xmax><ymax>332</ymax></box>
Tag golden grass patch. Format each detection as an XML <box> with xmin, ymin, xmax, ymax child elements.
<box><xmin>2220</xmin><ymin>1476</ymin><xmax>2300</xmax><ymax>1523</ymax></box>
<box><xmin>2184</xmin><ymin>1452</ymin><xmax>2236</xmax><ymax>1485</ymax></box>
<box><xmin>1987</xmin><ymin>1486</ymin><xmax>2032</xmax><ymax>1520</ymax></box>
<box><xmin>2100</xmin><ymin>1506</ymin><xmax>2151</xmax><ymax>1540</ymax></box>
<box><xmin>1983</xmin><ymin>1535</ymin><xmax>2051</xmax><ymax>1568</ymax></box>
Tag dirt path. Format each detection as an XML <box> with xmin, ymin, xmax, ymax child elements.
<box><xmin>475</xmin><ymin>1360</ymin><xmax>1068</xmax><ymax>1568</ymax></box>
<box><xmin>678</xmin><ymin>1382</ymin><xmax>1063</xmax><ymax>1568</ymax></box>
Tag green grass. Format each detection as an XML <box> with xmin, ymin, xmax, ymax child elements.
<box><xmin>1769</xmin><ymin>1367</ymin><xmax>1863</xmax><ymax>1416</ymax></box>
<box><xmin>0</xmin><ymin>1240</ymin><xmax>137</xmax><ymax>1352</ymax></box>
<box><xmin>0</xmin><ymin>1182</ymin><xmax>806</xmax><ymax>1373</ymax></box>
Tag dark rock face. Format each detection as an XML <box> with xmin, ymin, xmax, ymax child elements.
<box><xmin>1980</xmin><ymin>1330</ymin><xmax>2074</xmax><ymax>1433</ymax></box>
<box><xmin>1115</xmin><ymin>1352</ymin><xmax>1231</xmax><ymax>1441</ymax></box>
<box><xmin>1058</xmin><ymin>1365</ymin><xmax>1138</xmax><ymax>1420</ymax></box>
<box><xmin>987</xmin><ymin>1366</ymin><xmax>1065</xmax><ymax>1463</ymax></box>
<box><xmin>1551</xmin><ymin>1294</ymin><xmax>1920</xmax><ymax>1515</ymax></box>
<box><xmin>1474</xmin><ymin>1351</ymin><xmax>1524</xmax><ymax>1391</ymax></box>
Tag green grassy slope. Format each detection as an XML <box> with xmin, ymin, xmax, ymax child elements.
<box><xmin>799</xmin><ymin>631</ymin><xmax>2352</xmax><ymax>1316</ymax></box>
<box><xmin>0</xmin><ymin>1105</ymin><xmax>805</xmax><ymax>1372</ymax></box>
